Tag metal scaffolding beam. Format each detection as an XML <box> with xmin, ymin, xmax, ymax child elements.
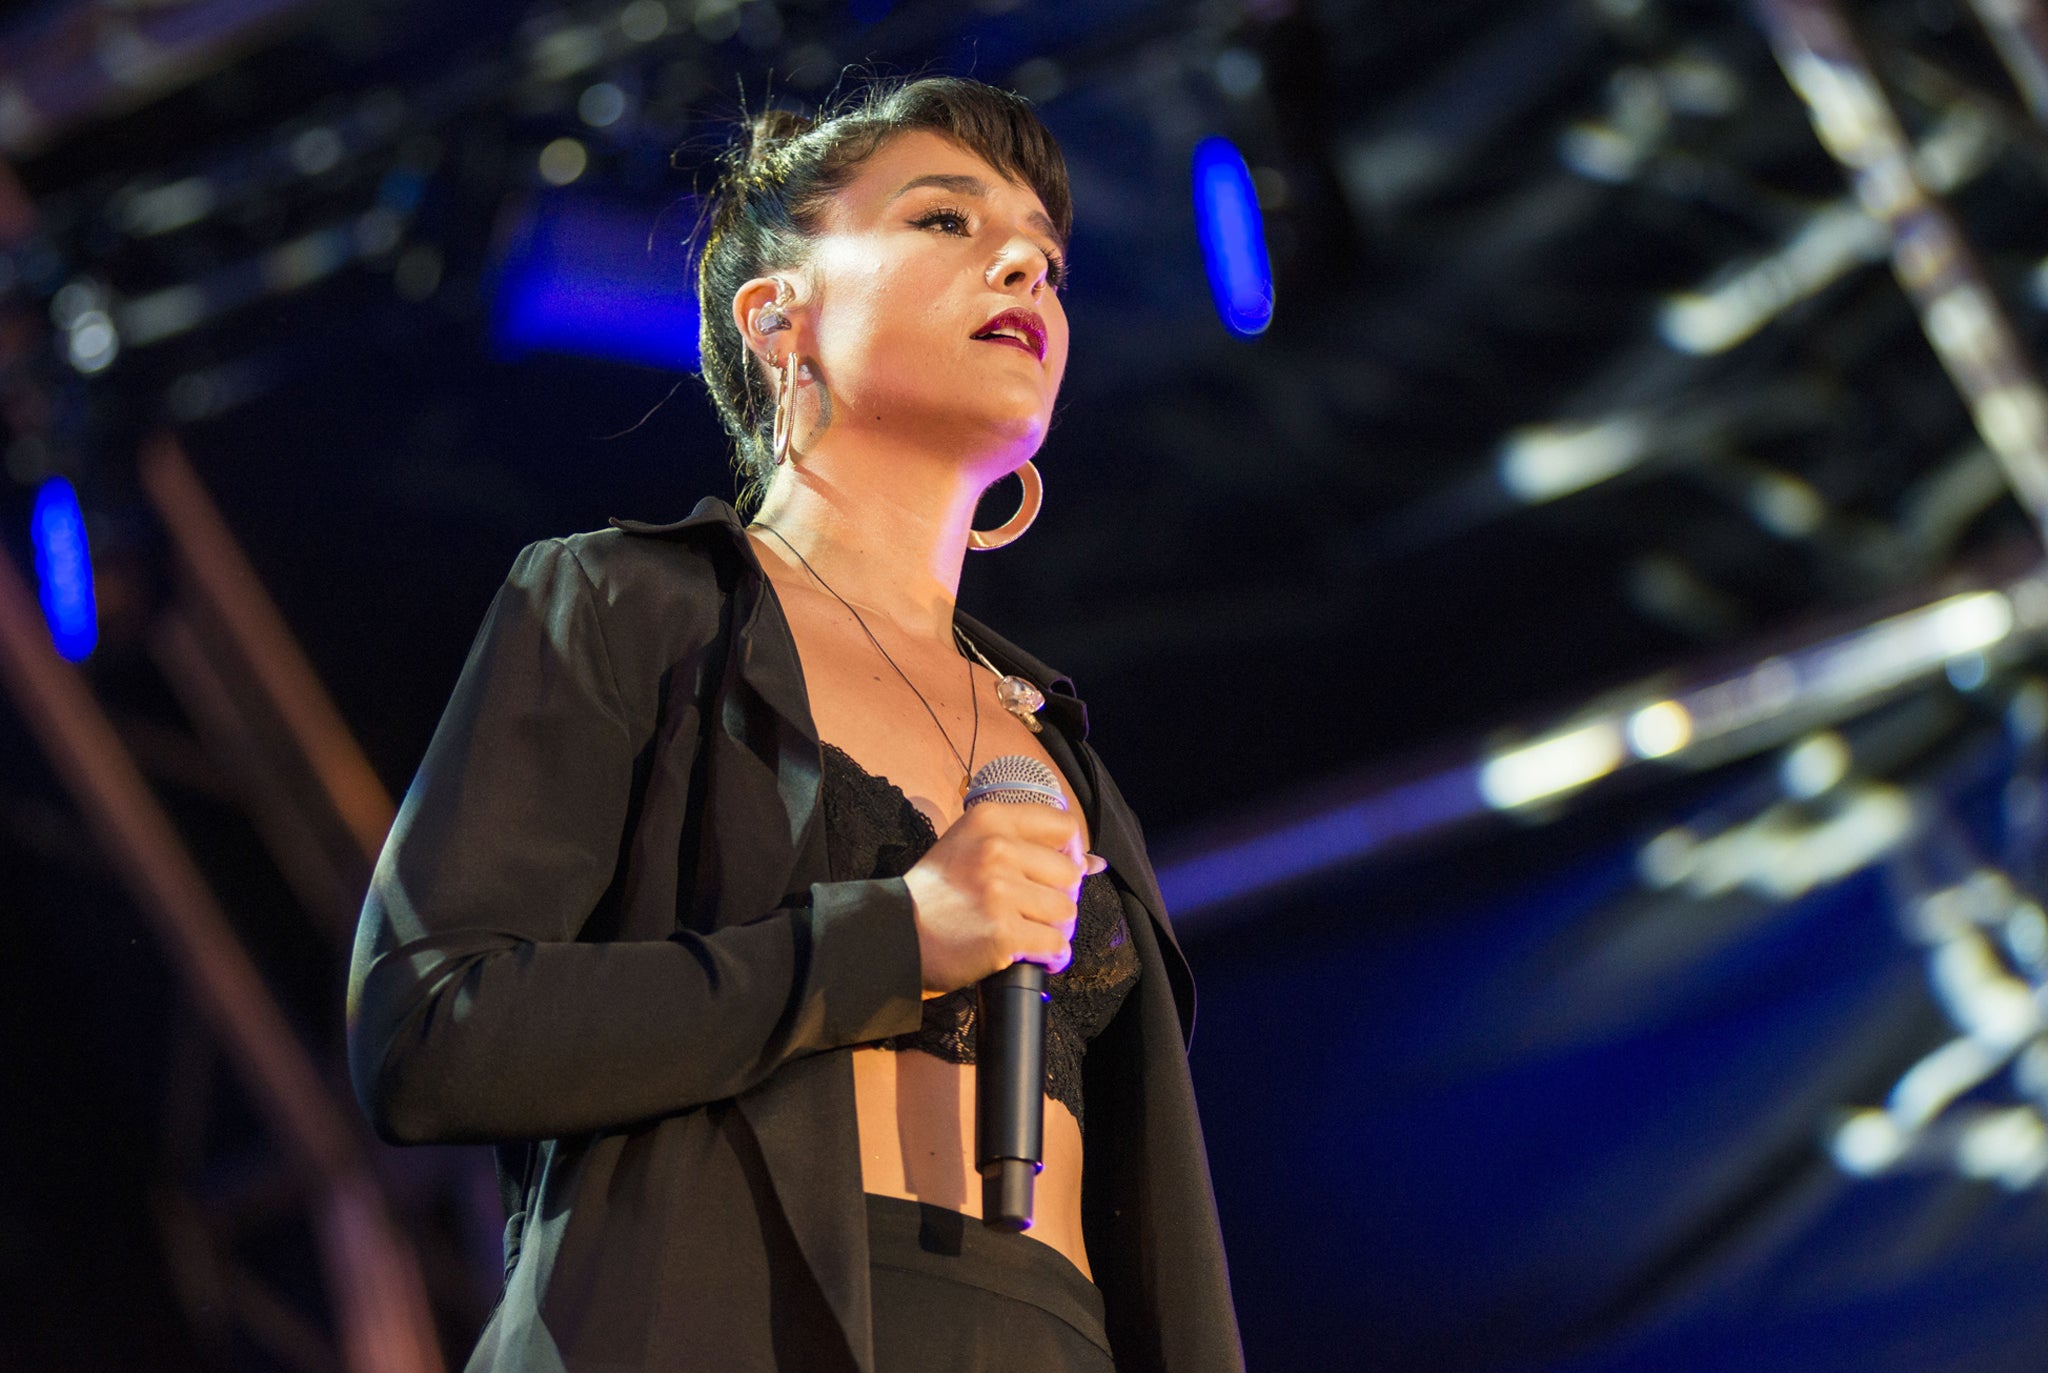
<box><xmin>0</xmin><ymin>542</ymin><xmax>444</xmax><ymax>1373</ymax></box>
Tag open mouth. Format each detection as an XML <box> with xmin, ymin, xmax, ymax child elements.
<box><xmin>971</xmin><ymin>308</ymin><xmax>1047</xmax><ymax>361</ymax></box>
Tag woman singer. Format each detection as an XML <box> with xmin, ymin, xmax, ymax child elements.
<box><xmin>347</xmin><ymin>75</ymin><xmax>1242</xmax><ymax>1373</ymax></box>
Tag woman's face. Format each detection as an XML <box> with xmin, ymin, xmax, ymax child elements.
<box><xmin>798</xmin><ymin>129</ymin><xmax>1070</xmax><ymax>469</ymax></box>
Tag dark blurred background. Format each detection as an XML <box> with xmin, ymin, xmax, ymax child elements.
<box><xmin>11</xmin><ymin>0</ymin><xmax>2048</xmax><ymax>1368</ymax></box>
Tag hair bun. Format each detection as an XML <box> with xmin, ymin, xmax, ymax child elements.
<box><xmin>741</xmin><ymin>107</ymin><xmax>818</xmax><ymax>178</ymax></box>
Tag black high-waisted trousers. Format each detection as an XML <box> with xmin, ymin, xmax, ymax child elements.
<box><xmin>864</xmin><ymin>1193</ymin><xmax>1116</xmax><ymax>1372</ymax></box>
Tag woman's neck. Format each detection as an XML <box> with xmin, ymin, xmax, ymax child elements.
<box><xmin>747</xmin><ymin>440</ymin><xmax>998</xmax><ymax>645</ymax></box>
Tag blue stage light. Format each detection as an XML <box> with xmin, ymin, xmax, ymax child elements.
<box><xmin>492</xmin><ymin>196</ymin><xmax>700</xmax><ymax>372</ymax></box>
<box><xmin>31</xmin><ymin>475</ymin><xmax>97</xmax><ymax>662</ymax></box>
<box><xmin>1191</xmin><ymin>137</ymin><xmax>1274</xmax><ymax>337</ymax></box>
<box><xmin>1156</xmin><ymin>767</ymin><xmax>1484</xmax><ymax>921</ymax></box>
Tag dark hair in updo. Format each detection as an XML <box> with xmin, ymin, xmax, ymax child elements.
<box><xmin>695</xmin><ymin>76</ymin><xmax>1072</xmax><ymax>511</ymax></box>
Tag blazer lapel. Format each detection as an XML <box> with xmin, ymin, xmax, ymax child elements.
<box><xmin>953</xmin><ymin>612</ymin><xmax>1194</xmax><ymax>1041</ymax></box>
<box><xmin>619</xmin><ymin>499</ymin><xmax>874</xmax><ymax>1369</ymax></box>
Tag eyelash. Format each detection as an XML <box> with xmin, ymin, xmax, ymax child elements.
<box><xmin>911</xmin><ymin>205</ymin><xmax>1068</xmax><ymax>289</ymax></box>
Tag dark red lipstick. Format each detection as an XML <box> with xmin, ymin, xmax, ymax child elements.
<box><xmin>971</xmin><ymin>307</ymin><xmax>1047</xmax><ymax>361</ymax></box>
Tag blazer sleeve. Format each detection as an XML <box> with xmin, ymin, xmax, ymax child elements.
<box><xmin>345</xmin><ymin>537</ymin><xmax>924</xmax><ymax>1146</ymax></box>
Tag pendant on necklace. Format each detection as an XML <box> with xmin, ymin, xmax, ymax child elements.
<box><xmin>997</xmin><ymin>675</ymin><xmax>1047</xmax><ymax>734</ymax></box>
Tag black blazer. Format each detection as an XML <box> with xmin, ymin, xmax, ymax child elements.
<box><xmin>346</xmin><ymin>497</ymin><xmax>1244</xmax><ymax>1372</ymax></box>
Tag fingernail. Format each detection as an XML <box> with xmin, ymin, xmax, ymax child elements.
<box><xmin>1085</xmin><ymin>853</ymin><xmax>1108</xmax><ymax>874</ymax></box>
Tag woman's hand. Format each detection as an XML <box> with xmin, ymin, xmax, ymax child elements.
<box><xmin>901</xmin><ymin>802</ymin><xmax>1108</xmax><ymax>995</ymax></box>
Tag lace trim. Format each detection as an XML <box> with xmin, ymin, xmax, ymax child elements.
<box><xmin>818</xmin><ymin>741</ymin><xmax>1139</xmax><ymax>1131</ymax></box>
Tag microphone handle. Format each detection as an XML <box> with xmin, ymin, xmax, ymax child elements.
<box><xmin>964</xmin><ymin>753</ymin><xmax>1064</xmax><ymax>1232</ymax></box>
<box><xmin>976</xmin><ymin>960</ymin><xmax>1048</xmax><ymax>1231</ymax></box>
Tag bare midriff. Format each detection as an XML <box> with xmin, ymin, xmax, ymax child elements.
<box><xmin>852</xmin><ymin>1044</ymin><xmax>1091</xmax><ymax>1279</ymax></box>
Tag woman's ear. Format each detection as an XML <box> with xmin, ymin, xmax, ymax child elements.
<box><xmin>733</xmin><ymin>275</ymin><xmax>799</xmax><ymax>360</ymax></box>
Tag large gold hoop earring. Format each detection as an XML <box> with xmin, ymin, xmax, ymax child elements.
<box><xmin>967</xmin><ymin>461</ymin><xmax>1043</xmax><ymax>550</ymax></box>
<box><xmin>771</xmin><ymin>351</ymin><xmax>799</xmax><ymax>466</ymax></box>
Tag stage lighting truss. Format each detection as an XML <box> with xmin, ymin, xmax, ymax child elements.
<box><xmin>1158</xmin><ymin>562</ymin><xmax>2048</xmax><ymax>919</ymax></box>
<box><xmin>1828</xmin><ymin>714</ymin><xmax>2048</xmax><ymax>1190</ymax></box>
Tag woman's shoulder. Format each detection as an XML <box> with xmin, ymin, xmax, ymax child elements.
<box><xmin>542</xmin><ymin>524</ymin><xmax>717</xmax><ymax>592</ymax></box>
<box><xmin>507</xmin><ymin>497</ymin><xmax>748</xmax><ymax>610</ymax></box>
<box><xmin>492</xmin><ymin>499</ymin><xmax>752</xmax><ymax>690</ymax></box>
<box><xmin>549</xmin><ymin>495</ymin><xmax>749</xmax><ymax>586</ymax></box>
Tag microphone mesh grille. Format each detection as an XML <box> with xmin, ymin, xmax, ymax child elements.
<box><xmin>964</xmin><ymin>753</ymin><xmax>1067</xmax><ymax>810</ymax></box>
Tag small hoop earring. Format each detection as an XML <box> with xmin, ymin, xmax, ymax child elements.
<box><xmin>967</xmin><ymin>461</ymin><xmax>1043</xmax><ymax>550</ymax></box>
<box><xmin>771</xmin><ymin>351</ymin><xmax>800</xmax><ymax>466</ymax></box>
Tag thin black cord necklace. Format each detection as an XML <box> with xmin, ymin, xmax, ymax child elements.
<box><xmin>753</xmin><ymin>522</ymin><xmax>981</xmax><ymax>798</ymax></box>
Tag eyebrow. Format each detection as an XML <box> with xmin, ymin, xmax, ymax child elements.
<box><xmin>889</xmin><ymin>172</ymin><xmax>1062</xmax><ymax>246</ymax></box>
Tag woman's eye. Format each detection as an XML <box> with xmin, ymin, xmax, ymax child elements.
<box><xmin>913</xmin><ymin>207</ymin><xmax>971</xmax><ymax>235</ymax></box>
<box><xmin>913</xmin><ymin>205</ymin><xmax>1068</xmax><ymax>288</ymax></box>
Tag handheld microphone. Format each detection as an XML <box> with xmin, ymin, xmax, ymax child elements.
<box><xmin>963</xmin><ymin>753</ymin><xmax>1065</xmax><ymax>1232</ymax></box>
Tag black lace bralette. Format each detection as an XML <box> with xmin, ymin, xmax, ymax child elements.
<box><xmin>818</xmin><ymin>740</ymin><xmax>1139</xmax><ymax>1132</ymax></box>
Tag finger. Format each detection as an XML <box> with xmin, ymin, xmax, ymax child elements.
<box><xmin>981</xmin><ymin>835</ymin><xmax>1083</xmax><ymax>886</ymax></box>
<box><xmin>994</xmin><ymin>897</ymin><xmax>1072</xmax><ymax>965</ymax></box>
<box><xmin>977</xmin><ymin>803</ymin><xmax>1085</xmax><ymax>850</ymax></box>
<box><xmin>1007</xmin><ymin>881</ymin><xmax>1078</xmax><ymax>932</ymax></box>
<box><xmin>1062</xmin><ymin>832</ymin><xmax>1089</xmax><ymax>870</ymax></box>
<box><xmin>1013</xmin><ymin>927</ymin><xmax>1074</xmax><ymax>975</ymax></box>
<box><xmin>1006</xmin><ymin>843</ymin><xmax>1086</xmax><ymax>893</ymax></box>
<box><xmin>1084</xmin><ymin>852</ymin><xmax>1107</xmax><ymax>876</ymax></box>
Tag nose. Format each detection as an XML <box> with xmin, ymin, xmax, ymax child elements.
<box><xmin>987</xmin><ymin>238</ymin><xmax>1048</xmax><ymax>296</ymax></box>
